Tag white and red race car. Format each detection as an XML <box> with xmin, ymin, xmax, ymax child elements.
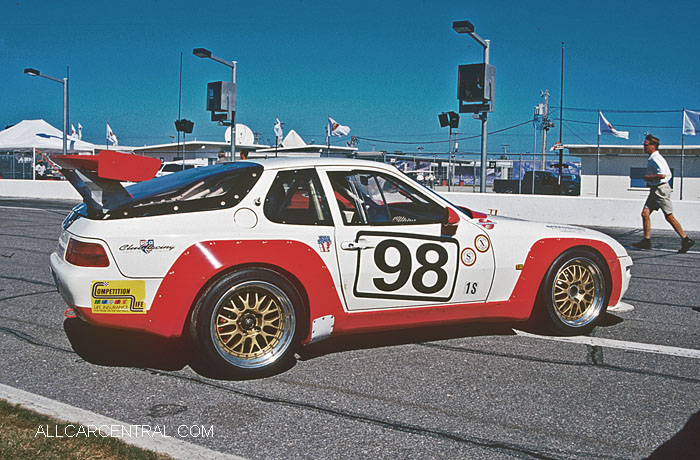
<box><xmin>50</xmin><ymin>151</ymin><xmax>632</xmax><ymax>377</ymax></box>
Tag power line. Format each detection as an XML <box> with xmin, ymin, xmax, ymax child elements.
<box><xmin>552</xmin><ymin>106</ymin><xmax>689</xmax><ymax>114</ymax></box>
<box><xmin>561</xmin><ymin>118</ymin><xmax>678</xmax><ymax>129</ymax></box>
<box><xmin>355</xmin><ymin>119</ymin><xmax>533</xmax><ymax>146</ymax></box>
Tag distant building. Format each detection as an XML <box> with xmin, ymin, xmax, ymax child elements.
<box><xmin>564</xmin><ymin>144</ymin><xmax>700</xmax><ymax>200</ymax></box>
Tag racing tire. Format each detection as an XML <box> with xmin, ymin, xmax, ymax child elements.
<box><xmin>538</xmin><ymin>249</ymin><xmax>610</xmax><ymax>335</ymax></box>
<box><xmin>190</xmin><ymin>268</ymin><xmax>303</xmax><ymax>379</ymax></box>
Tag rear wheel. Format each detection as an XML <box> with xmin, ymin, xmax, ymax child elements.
<box><xmin>540</xmin><ymin>249</ymin><xmax>609</xmax><ymax>335</ymax></box>
<box><xmin>190</xmin><ymin>268</ymin><xmax>302</xmax><ymax>378</ymax></box>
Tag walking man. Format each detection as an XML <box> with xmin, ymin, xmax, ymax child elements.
<box><xmin>632</xmin><ymin>134</ymin><xmax>694</xmax><ymax>253</ymax></box>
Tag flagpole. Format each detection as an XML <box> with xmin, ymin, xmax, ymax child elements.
<box><xmin>326</xmin><ymin>116</ymin><xmax>330</xmax><ymax>157</ymax></box>
<box><xmin>596</xmin><ymin>110</ymin><xmax>600</xmax><ymax>198</ymax></box>
<box><xmin>679</xmin><ymin>108</ymin><xmax>686</xmax><ymax>201</ymax></box>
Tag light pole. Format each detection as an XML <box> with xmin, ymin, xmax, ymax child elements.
<box><xmin>453</xmin><ymin>20</ymin><xmax>490</xmax><ymax>193</ymax></box>
<box><xmin>24</xmin><ymin>67</ymin><xmax>69</xmax><ymax>155</ymax></box>
<box><xmin>193</xmin><ymin>48</ymin><xmax>237</xmax><ymax>160</ymax></box>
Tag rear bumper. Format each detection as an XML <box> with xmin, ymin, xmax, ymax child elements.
<box><xmin>50</xmin><ymin>250</ymin><xmax>168</xmax><ymax>336</ymax></box>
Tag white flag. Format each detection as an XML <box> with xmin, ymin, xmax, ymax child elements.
<box><xmin>106</xmin><ymin>123</ymin><xmax>118</xmax><ymax>146</ymax></box>
<box><xmin>328</xmin><ymin>116</ymin><xmax>350</xmax><ymax>137</ymax></box>
<box><xmin>683</xmin><ymin>109</ymin><xmax>700</xmax><ymax>136</ymax></box>
<box><xmin>598</xmin><ymin>112</ymin><xmax>629</xmax><ymax>139</ymax></box>
<box><xmin>274</xmin><ymin>117</ymin><xmax>284</xmax><ymax>145</ymax></box>
<box><xmin>71</xmin><ymin>124</ymin><xmax>77</xmax><ymax>138</ymax></box>
<box><xmin>78</xmin><ymin>123</ymin><xmax>83</xmax><ymax>140</ymax></box>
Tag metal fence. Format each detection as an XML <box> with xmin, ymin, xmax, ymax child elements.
<box><xmin>3</xmin><ymin>148</ymin><xmax>696</xmax><ymax>200</ymax></box>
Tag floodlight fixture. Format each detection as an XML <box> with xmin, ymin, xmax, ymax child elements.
<box><xmin>192</xmin><ymin>48</ymin><xmax>212</xmax><ymax>58</ymax></box>
<box><xmin>452</xmin><ymin>20</ymin><xmax>474</xmax><ymax>34</ymax></box>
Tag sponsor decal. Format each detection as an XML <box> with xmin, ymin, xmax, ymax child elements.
<box><xmin>461</xmin><ymin>248</ymin><xmax>477</xmax><ymax>266</ymax></box>
<box><xmin>317</xmin><ymin>235</ymin><xmax>332</xmax><ymax>252</ymax></box>
<box><xmin>476</xmin><ymin>218</ymin><xmax>495</xmax><ymax>230</ymax></box>
<box><xmin>475</xmin><ymin>235</ymin><xmax>490</xmax><ymax>253</ymax></box>
<box><xmin>545</xmin><ymin>224</ymin><xmax>586</xmax><ymax>233</ymax></box>
<box><xmin>91</xmin><ymin>280</ymin><xmax>146</xmax><ymax>314</ymax></box>
<box><xmin>119</xmin><ymin>240</ymin><xmax>175</xmax><ymax>254</ymax></box>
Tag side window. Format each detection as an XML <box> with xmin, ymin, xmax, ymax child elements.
<box><xmin>328</xmin><ymin>171</ymin><xmax>444</xmax><ymax>225</ymax></box>
<box><xmin>264</xmin><ymin>169</ymin><xmax>333</xmax><ymax>226</ymax></box>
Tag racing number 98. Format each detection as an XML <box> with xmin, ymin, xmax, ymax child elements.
<box><xmin>373</xmin><ymin>239</ymin><xmax>448</xmax><ymax>294</ymax></box>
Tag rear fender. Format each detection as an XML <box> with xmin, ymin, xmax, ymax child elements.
<box><xmin>146</xmin><ymin>240</ymin><xmax>343</xmax><ymax>341</ymax></box>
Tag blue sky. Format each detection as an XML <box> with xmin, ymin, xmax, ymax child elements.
<box><xmin>2</xmin><ymin>0</ymin><xmax>699</xmax><ymax>153</ymax></box>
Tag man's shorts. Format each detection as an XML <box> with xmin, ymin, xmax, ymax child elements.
<box><xmin>644</xmin><ymin>183</ymin><xmax>673</xmax><ymax>215</ymax></box>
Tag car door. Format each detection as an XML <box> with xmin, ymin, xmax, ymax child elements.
<box><xmin>320</xmin><ymin>167</ymin><xmax>495</xmax><ymax>312</ymax></box>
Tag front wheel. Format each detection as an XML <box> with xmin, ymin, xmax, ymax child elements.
<box><xmin>540</xmin><ymin>249</ymin><xmax>610</xmax><ymax>335</ymax></box>
<box><xmin>190</xmin><ymin>268</ymin><xmax>303</xmax><ymax>378</ymax></box>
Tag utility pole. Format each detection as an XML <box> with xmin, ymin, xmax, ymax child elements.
<box><xmin>540</xmin><ymin>90</ymin><xmax>554</xmax><ymax>170</ymax></box>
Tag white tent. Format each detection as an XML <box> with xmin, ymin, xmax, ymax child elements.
<box><xmin>0</xmin><ymin>119</ymin><xmax>98</xmax><ymax>152</ymax></box>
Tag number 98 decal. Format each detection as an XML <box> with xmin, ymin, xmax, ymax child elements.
<box><xmin>353</xmin><ymin>232</ymin><xmax>459</xmax><ymax>301</ymax></box>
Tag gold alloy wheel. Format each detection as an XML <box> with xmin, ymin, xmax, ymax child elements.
<box><xmin>551</xmin><ymin>257</ymin><xmax>605</xmax><ymax>327</ymax></box>
<box><xmin>210</xmin><ymin>281</ymin><xmax>295</xmax><ymax>368</ymax></box>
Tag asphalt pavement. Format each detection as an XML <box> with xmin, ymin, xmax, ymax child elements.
<box><xmin>0</xmin><ymin>197</ymin><xmax>698</xmax><ymax>459</ymax></box>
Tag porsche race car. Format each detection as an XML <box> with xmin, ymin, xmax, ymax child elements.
<box><xmin>50</xmin><ymin>151</ymin><xmax>632</xmax><ymax>378</ymax></box>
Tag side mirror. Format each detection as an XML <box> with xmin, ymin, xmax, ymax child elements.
<box><xmin>441</xmin><ymin>207</ymin><xmax>460</xmax><ymax>236</ymax></box>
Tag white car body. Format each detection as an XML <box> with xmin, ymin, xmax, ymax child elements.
<box><xmin>49</xmin><ymin>154</ymin><xmax>632</xmax><ymax>376</ymax></box>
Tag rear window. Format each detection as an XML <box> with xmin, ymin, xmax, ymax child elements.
<box><xmin>99</xmin><ymin>162</ymin><xmax>263</xmax><ymax>219</ymax></box>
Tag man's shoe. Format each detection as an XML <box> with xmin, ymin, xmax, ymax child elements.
<box><xmin>678</xmin><ymin>237</ymin><xmax>695</xmax><ymax>254</ymax></box>
<box><xmin>632</xmin><ymin>239</ymin><xmax>651</xmax><ymax>250</ymax></box>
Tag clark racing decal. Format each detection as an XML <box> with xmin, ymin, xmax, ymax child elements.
<box><xmin>91</xmin><ymin>280</ymin><xmax>146</xmax><ymax>314</ymax></box>
<box><xmin>119</xmin><ymin>240</ymin><xmax>175</xmax><ymax>254</ymax></box>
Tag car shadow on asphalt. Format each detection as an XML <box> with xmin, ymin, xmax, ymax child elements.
<box><xmin>63</xmin><ymin>313</ymin><xmax>627</xmax><ymax>379</ymax></box>
<box><xmin>298</xmin><ymin>322</ymin><xmax>519</xmax><ymax>361</ymax></box>
<box><xmin>63</xmin><ymin>318</ymin><xmax>294</xmax><ymax>380</ymax></box>
<box><xmin>63</xmin><ymin>318</ymin><xmax>190</xmax><ymax>371</ymax></box>
<box><xmin>299</xmin><ymin>312</ymin><xmax>626</xmax><ymax>361</ymax></box>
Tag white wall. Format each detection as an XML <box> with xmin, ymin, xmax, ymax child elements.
<box><xmin>442</xmin><ymin>192</ymin><xmax>700</xmax><ymax>232</ymax></box>
<box><xmin>0</xmin><ymin>180</ymin><xmax>81</xmax><ymax>200</ymax></box>
<box><xmin>580</xmin><ymin>155</ymin><xmax>700</xmax><ymax>200</ymax></box>
<box><xmin>1</xmin><ymin>180</ymin><xmax>698</xmax><ymax>232</ymax></box>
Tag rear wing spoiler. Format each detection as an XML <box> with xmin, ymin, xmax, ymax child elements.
<box><xmin>53</xmin><ymin>150</ymin><xmax>161</xmax><ymax>214</ymax></box>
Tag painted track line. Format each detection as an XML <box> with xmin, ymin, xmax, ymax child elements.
<box><xmin>513</xmin><ymin>330</ymin><xmax>700</xmax><ymax>359</ymax></box>
<box><xmin>0</xmin><ymin>383</ymin><xmax>246</xmax><ymax>460</ymax></box>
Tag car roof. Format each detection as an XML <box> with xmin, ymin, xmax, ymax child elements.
<box><xmin>246</xmin><ymin>157</ymin><xmax>400</xmax><ymax>172</ymax></box>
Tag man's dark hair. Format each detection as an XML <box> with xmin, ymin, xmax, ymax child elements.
<box><xmin>645</xmin><ymin>134</ymin><xmax>660</xmax><ymax>148</ymax></box>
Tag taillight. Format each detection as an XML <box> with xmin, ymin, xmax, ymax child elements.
<box><xmin>65</xmin><ymin>238</ymin><xmax>110</xmax><ymax>267</ymax></box>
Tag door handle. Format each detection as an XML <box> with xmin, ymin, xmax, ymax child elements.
<box><xmin>341</xmin><ymin>239</ymin><xmax>375</xmax><ymax>250</ymax></box>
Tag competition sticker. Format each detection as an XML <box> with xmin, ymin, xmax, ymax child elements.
<box><xmin>91</xmin><ymin>280</ymin><xmax>146</xmax><ymax>314</ymax></box>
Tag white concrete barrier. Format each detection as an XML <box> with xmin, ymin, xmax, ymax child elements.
<box><xmin>1</xmin><ymin>180</ymin><xmax>698</xmax><ymax>231</ymax></box>
<box><xmin>0</xmin><ymin>179</ymin><xmax>81</xmax><ymax>200</ymax></box>
<box><xmin>442</xmin><ymin>192</ymin><xmax>700</xmax><ymax>232</ymax></box>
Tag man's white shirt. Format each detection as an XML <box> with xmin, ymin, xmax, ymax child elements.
<box><xmin>647</xmin><ymin>151</ymin><xmax>672</xmax><ymax>186</ymax></box>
